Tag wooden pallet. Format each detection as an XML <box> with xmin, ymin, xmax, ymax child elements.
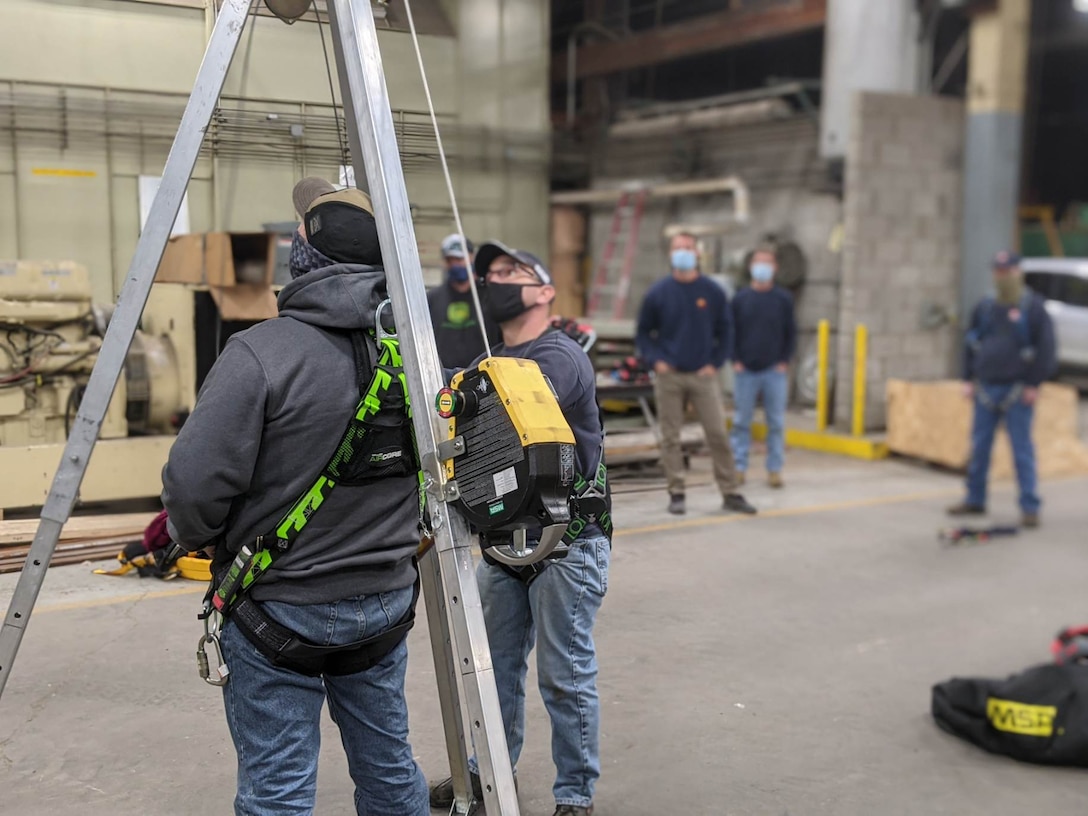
<box><xmin>0</xmin><ymin>512</ymin><xmax>158</xmax><ymax>547</ymax></box>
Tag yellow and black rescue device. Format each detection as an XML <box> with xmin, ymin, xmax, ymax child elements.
<box><xmin>436</xmin><ymin>356</ymin><xmax>577</xmax><ymax>565</ymax></box>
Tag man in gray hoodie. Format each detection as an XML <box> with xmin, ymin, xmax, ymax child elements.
<box><xmin>162</xmin><ymin>178</ymin><xmax>428</xmax><ymax>816</ymax></box>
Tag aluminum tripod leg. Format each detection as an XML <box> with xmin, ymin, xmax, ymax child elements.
<box><xmin>0</xmin><ymin>0</ymin><xmax>255</xmax><ymax>700</ymax></box>
<box><xmin>325</xmin><ymin>2</ymin><xmax>519</xmax><ymax>813</ymax></box>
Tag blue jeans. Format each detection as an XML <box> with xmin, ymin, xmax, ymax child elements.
<box><xmin>966</xmin><ymin>383</ymin><xmax>1040</xmax><ymax>514</ymax></box>
<box><xmin>219</xmin><ymin>586</ymin><xmax>429</xmax><ymax>816</ymax></box>
<box><xmin>730</xmin><ymin>368</ymin><xmax>788</xmax><ymax>474</ymax></box>
<box><xmin>468</xmin><ymin>534</ymin><xmax>610</xmax><ymax>808</ymax></box>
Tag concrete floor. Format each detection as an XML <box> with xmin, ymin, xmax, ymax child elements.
<box><xmin>3</xmin><ymin>450</ymin><xmax>1088</xmax><ymax>815</ymax></box>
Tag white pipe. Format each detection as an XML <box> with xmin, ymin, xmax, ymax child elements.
<box><xmin>550</xmin><ymin>176</ymin><xmax>750</xmax><ymax>224</ymax></box>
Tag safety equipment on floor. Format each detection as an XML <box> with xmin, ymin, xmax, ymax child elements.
<box><xmin>198</xmin><ymin>302</ymin><xmax>421</xmax><ymax>682</ymax></box>
<box><xmin>932</xmin><ymin>630</ymin><xmax>1088</xmax><ymax>767</ymax></box>
<box><xmin>1052</xmin><ymin>626</ymin><xmax>1088</xmax><ymax>666</ymax></box>
<box><xmin>94</xmin><ymin>510</ymin><xmax>212</xmax><ymax>582</ymax></box>
<box><xmin>435</xmin><ymin>355</ymin><xmax>612</xmax><ymax>585</ymax></box>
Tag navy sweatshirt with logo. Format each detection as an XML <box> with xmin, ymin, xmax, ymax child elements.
<box><xmin>636</xmin><ymin>275</ymin><xmax>733</xmax><ymax>372</ymax></box>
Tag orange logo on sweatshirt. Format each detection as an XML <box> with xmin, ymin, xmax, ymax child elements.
<box><xmin>696</xmin><ymin>298</ymin><xmax>707</xmax><ymax>309</ymax></box>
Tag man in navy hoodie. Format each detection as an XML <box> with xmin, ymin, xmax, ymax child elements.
<box><xmin>636</xmin><ymin>232</ymin><xmax>756</xmax><ymax>516</ymax></box>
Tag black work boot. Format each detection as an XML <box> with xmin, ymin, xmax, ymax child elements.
<box><xmin>667</xmin><ymin>493</ymin><xmax>686</xmax><ymax>515</ymax></box>
<box><xmin>430</xmin><ymin>772</ymin><xmax>517</xmax><ymax>812</ymax></box>
<box><xmin>723</xmin><ymin>493</ymin><xmax>757</xmax><ymax>515</ymax></box>
<box><xmin>429</xmin><ymin>773</ymin><xmax>483</xmax><ymax>811</ymax></box>
<box><xmin>947</xmin><ymin>501</ymin><xmax>986</xmax><ymax>517</ymax></box>
<box><xmin>554</xmin><ymin>806</ymin><xmax>594</xmax><ymax>816</ymax></box>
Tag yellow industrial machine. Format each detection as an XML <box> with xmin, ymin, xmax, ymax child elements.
<box><xmin>0</xmin><ymin>260</ymin><xmax>241</xmax><ymax>512</ymax></box>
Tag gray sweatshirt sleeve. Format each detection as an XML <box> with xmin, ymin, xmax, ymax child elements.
<box><xmin>162</xmin><ymin>337</ymin><xmax>270</xmax><ymax>551</ymax></box>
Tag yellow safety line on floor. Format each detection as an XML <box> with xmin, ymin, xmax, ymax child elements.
<box><xmin>34</xmin><ymin>585</ymin><xmax>206</xmax><ymax>614</ymax></box>
<box><xmin>618</xmin><ymin>487</ymin><xmax>960</xmax><ymax>538</ymax></box>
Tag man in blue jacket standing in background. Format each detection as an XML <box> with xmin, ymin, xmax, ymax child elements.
<box><xmin>730</xmin><ymin>246</ymin><xmax>797</xmax><ymax>488</ymax></box>
<box><xmin>947</xmin><ymin>250</ymin><xmax>1056</xmax><ymax>528</ymax></box>
<box><xmin>636</xmin><ymin>232</ymin><xmax>756</xmax><ymax>517</ymax></box>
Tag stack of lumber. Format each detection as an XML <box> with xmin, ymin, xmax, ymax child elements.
<box><xmin>886</xmin><ymin>380</ymin><xmax>1088</xmax><ymax>478</ymax></box>
<box><xmin>0</xmin><ymin>512</ymin><xmax>157</xmax><ymax>573</ymax></box>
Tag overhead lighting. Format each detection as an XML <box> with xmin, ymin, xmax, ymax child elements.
<box><xmin>1075</xmin><ymin>0</ymin><xmax>1088</xmax><ymax>13</ymax></box>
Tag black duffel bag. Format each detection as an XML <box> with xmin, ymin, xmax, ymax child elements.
<box><xmin>932</xmin><ymin>658</ymin><xmax>1088</xmax><ymax>767</ymax></box>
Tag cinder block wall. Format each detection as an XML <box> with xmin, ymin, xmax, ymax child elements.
<box><xmin>835</xmin><ymin>92</ymin><xmax>965</xmax><ymax>430</ymax></box>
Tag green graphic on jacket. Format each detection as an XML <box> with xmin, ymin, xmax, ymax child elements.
<box><xmin>444</xmin><ymin>301</ymin><xmax>479</xmax><ymax>329</ymax></box>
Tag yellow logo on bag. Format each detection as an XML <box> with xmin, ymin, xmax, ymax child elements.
<box><xmin>986</xmin><ymin>697</ymin><xmax>1057</xmax><ymax>737</ymax></box>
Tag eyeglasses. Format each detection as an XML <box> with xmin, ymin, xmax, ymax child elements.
<box><xmin>485</xmin><ymin>262</ymin><xmax>542</xmax><ymax>284</ymax></box>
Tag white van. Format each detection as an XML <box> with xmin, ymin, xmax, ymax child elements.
<box><xmin>1022</xmin><ymin>258</ymin><xmax>1088</xmax><ymax>370</ymax></box>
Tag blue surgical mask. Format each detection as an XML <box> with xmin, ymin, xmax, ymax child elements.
<box><xmin>447</xmin><ymin>263</ymin><xmax>469</xmax><ymax>283</ymax></box>
<box><xmin>670</xmin><ymin>249</ymin><xmax>697</xmax><ymax>272</ymax></box>
<box><xmin>751</xmin><ymin>262</ymin><xmax>775</xmax><ymax>284</ymax></box>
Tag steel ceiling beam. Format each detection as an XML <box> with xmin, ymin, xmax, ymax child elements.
<box><xmin>553</xmin><ymin>0</ymin><xmax>828</xmax><ymax>82</ymax></box>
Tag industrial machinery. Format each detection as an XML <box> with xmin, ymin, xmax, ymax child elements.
<box><xmin>0</xmin><ymin>260</ymin><xmax>181</xmax><ymax>449</ymax></box>
<box><xmin>0</xmin><ymin>260</ymin><xmax>247</xmax><ymax>512</ymax></box>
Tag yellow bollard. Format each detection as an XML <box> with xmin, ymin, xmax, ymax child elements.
<box><xmin>816</xmin><ymin>319</ymin><xmax>829</xmax><ymax>432</ymax></box>
<box><xmin>852</xmin><ymin>324</ymin><xmax>868</xmax><ymax>438</ymax></box>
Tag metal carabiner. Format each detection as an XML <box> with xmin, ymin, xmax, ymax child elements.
<box><xmin>197</xmin><ymin>614</ymin><xmax>230</xmax><ymax>687</ymax></box>
<box><xmin>375</xmin><ymin>298</ymin><xmax>397</xmax><ymax>341</ymax></box>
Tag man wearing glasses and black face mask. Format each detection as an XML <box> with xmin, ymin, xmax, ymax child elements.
<box><xmin>428</xmin><ymin>241</ymin><xmax>610</xmax><ymax>816</ymax></box>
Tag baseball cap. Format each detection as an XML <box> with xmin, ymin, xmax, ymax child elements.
<box><xmin>291</xmin><ymin>177</ymin><xmax>381</xmax><ymax>266</ymax></box>
<box><xmin>440</xmin><ymin>233</ymin><xmax>475</xmax><ymax>259</ymax></box>
<box><xmin>473</xmin><ymin>240</ymin><xmax>553</xmax><ymax>285</ymax></box>
<box><xmin>992</xmin><ymin>250</ymin><xmax>1021</xmax><ymax>269</ymax></box>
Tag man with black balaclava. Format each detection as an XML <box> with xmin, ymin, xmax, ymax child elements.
<box><xmin>163</xmin><ymin>177</ymin><xmax>429</xmax><ymax>815</ymax></box>
<box><xmin>427</xmin><ymin>233</ymin><xmax>500</xmax><ymax>368</ymax></box>
<box><xmin>948</xmin><ymin>250</ymin><xmax>1057</xmax><ymax>528</ymax></box>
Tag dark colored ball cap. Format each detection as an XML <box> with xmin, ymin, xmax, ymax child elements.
<box><xmin>992</xmin><ymin>250</ymin><xmax>1021</xmax><ymax>269</ymax></box>
<box><xmin>473</xmin><ymin>240</ymin><xmax>553</xmax><ymax>285</ymax></box>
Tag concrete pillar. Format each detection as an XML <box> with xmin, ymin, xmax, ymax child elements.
<box><xmin>819</xmin><ymin>0</ymin><xmax>920</xmax><ymax>159</ymax></box>
<box><xmin>960</xmin><ymin>0</ymin><xmax>1030</xmax><ymax>321</ymax></box>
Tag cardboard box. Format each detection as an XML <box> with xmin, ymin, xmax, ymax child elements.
<box><xmin>550</xmin><ymin>206</ymin><xmax>587</xmax><ymax>256</ymax></box>
<box><xmin>156</xmin><ymin>232</ymin><xmax>276</xmax><ymax>287</ymax></box>
<box><xmin>208</xmin><ymin>283</ymin><xmax>279</xmax><ymax>321</ymax></box>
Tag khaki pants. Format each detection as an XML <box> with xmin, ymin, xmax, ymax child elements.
<box><xmin>653</xmin><ymin>369</ymin><xmax>738</xmax><ymax>498</ymax></box>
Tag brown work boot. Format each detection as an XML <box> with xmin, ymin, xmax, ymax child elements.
<box><xmin>736</xmin><ymin>471</ymin><xmax>746</xmax><ymax>486</ymax></box>
<box><xmin>768</xmin><ymin>472</ymin><xmax>784</xmax><ymax>489</ymax></box>
<box><xmin>946</xmin><ymin>501</ymin><xmax>986</xmax><ymax>517</ymax></box>
<box><xmin>1021</xmin><ymin>512</ymin><xmax>1040</xmax><ymax>529</ymax></box>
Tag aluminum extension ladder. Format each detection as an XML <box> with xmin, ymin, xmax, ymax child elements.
<box><xmin>0</xmin><ymin>2</ymin><xmax>517</xmax><ymax>813</ymax></box>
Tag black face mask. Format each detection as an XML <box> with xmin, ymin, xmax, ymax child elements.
<box><xmin>483</xmin><ymin>282</ymin><xmax>537</xmax><ymax>324</ymax></box>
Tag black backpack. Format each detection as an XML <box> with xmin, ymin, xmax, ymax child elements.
<box><xmin>932</xmin><ymin>647</ymin><xmax>1088</xmax><ymax>767</ymax></box>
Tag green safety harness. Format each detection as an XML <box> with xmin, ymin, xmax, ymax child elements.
<box><xmin>198</xmin><ymin>313</ymin><xmax>422</xmax><ymax>684</ymax></box>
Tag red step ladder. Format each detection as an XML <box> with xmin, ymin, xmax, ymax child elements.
<box><xmin>587</xmin><ymin>189</ymin><xmax>648</xmax><ymax>319</ymax></box>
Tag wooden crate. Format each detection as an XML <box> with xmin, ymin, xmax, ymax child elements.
<box><xmin>886</xmin><ymin>379</ymin><xmax>1088</xmax><ymax>478</ymax></box>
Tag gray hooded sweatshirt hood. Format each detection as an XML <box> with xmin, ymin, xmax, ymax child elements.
<box><xmin>162</xmin><ymin>264</ymin><xmax>418</xmax><ymax>604</ymax></box>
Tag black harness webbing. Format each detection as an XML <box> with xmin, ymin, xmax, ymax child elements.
<box><xmin>230</xmin><ymin>576</ymin><xmax>419</xmax><ymax>677</ymax></box>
